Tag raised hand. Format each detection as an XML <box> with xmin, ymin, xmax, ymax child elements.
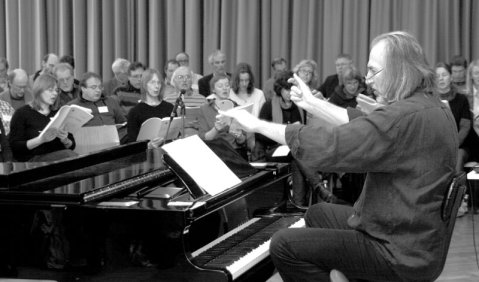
<box><xmin>217</xmin><ymin>109</ymin><xmax>259</xmax><ymax>133</ymax></box>
<box><xmin>148</xmin><ymin>137</ymin><xmax>165</xmax><ymax>149</ymax></box>
<box><xmin>289</xmin><ymin>73</ymin><xmax>316</xmax><ymax>110</ymax></box>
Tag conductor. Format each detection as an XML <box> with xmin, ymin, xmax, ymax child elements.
<box><xmin>219</xmin><ymin>31</ymin><xmax>458</xmax><ymax>281</ymax></box>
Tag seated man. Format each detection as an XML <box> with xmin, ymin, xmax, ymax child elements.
<box><xmin>30</xmin><ymin>53</ymin><xmax>58</xmax><ymax>83</ymax></box>
<box><xmin>53</xmin><ymin>63</ymin><xmax>81</xmax><ymax>107</ymax></box>
<box><xmin>175</xmin><ymin>52</ymin><xmax>203</xmax><ymax>90</ymax></box>
<box><xmin>69</xmin><ymin>72</ymin><xmax>126</xmax><ymax>127</ymax></box>
<box><xmin>164</xmin><ymin>66</ymin><xmax>206</xmax><ymax>137</ymax></box>
<box><xmin>68</xmin><ymin>72</ymin><xmax>127</xmax><ymax>151</ymax></box>
<box><xmin>162</xmin><ymin>59</ymin><xmax>180</xmax><ymax>101</ymax></box>
<box><xmin>112</xmin><ymin>62</ymin><xmax>145</xmax><ymax>117</ymax></box>
<box><xmin>198</xmin><ymin>50</ymin><xmax>231</xmax><ymax>97</ymax></box>
<box><xmin>262</xmin><ymin>57</ymin><xmax>288</xmax><ymax>101</ymax></box>
<box><xmin>104</xmin><ymin>58</ymin><xmax>130</xmax><ymax>96</ymax></box>
<box><xmin>317</xmin><ymin>54</ymin><xmax>353</xmax><ymax>99</ymax></box>
<box><xmin>0</xmin><ymin>69</ymin><xmax>33</xmax><ymax>110</ymax></box>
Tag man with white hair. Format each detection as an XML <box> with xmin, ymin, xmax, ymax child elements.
<box><xmin>198</xmin><ymin>50</ymin><xmax>231</xmax><ymax>97</ymax></box>
<box><xmin>104</xmin><ymin>58</ymin><xmax>131</xmax><ymax>96</ymax></box>
<box><xmin>165</xmin><ymin>66</ymin><xmax>206</xmax><ymax>137</ymax></box>
<box><xmin>0</xmin><ymin>69</ymin><xmax>33</xmax><ymax>110</ymax></box>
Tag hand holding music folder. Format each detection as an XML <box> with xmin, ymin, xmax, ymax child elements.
<box><xmin>136</xmin><ymin>117</ymin><xmax>182</xmax><ymax>142</ymax></box>
<box><xmin>39</xmin><ymin>104</ymin><xmax>93</xmax><ymax>138</ymax></box>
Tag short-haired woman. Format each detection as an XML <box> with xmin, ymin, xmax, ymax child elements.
<box><xmin>126</xmin><ymin>68</ymin><xmax>174</xmax><ymax>147</ymax></box>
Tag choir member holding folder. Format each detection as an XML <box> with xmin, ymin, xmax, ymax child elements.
<box><xmin>9</xmin><ymin>74</ymin><xmax>77</xmax><ymax>162</ymax></box>
<box><xmin>126</xmin><ymin>68</ymin><xmax>174</xmax><ymax>148</ymax></box>
<box><xmin>198</xmin><ymin>74</ymin><xmax>248</xmax><ymax>160</ymax></box>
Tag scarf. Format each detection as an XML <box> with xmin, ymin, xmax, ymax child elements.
<box><xmin>271</xmin><ymin>95</ymin><xmax>304</xmax><ymax>124</ymax></box>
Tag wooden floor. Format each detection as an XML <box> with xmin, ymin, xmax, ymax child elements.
<box><xmin>7</xmin><ymin>212</ymin><xmax>479</xmax><ymax>282</ymax></box>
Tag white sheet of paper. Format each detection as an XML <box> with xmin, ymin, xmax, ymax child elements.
<box><xmin>272</xmin><ymin>145</ymin><xmax>290</xmax><ymax>157</ymax></box>
<box><xmin>161</xmin><ymin>135</ymin><xmax>241</xmax><ymax>196</ymax></box>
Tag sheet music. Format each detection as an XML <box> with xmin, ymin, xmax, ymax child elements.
<box><xmin>161</xmin><ymin>135</ymin><xmax>241</xmax><ymax>196</ymax></box>
<box><xmin>272</xmin><ymin>145</ymin><xmax>290</xmax><ymax>157</ymax></box>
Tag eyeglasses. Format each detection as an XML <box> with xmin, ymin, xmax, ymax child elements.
<box><xmin>46</xmin><ymin>87</ymin><xmax>59</xmax><ymax>93</ymax></box>
<box><xmin>130</xmin><ymin>74</ymin><xmax>142</xmax><ymax>79</ymax></box>
<box><xmin>86</xmin><ymin>85</ymin><xmax>103</xmax><ymax>91</ymax></box>
<box><xmin>58</xmin><ymin>76</ymin><xmax>73</xmax><ymax>83</ymax></box>
<box><xmin>215</xmin><ymin>82</ymin><xmax>230</xmax><ymax>89</ymax></box>
<box><xmin>175</xmin><ymin>74</ymin><xmax>192</xmax><ymax>81</ymax></box>
<box><xmin>365</xmin><ymin>68</ymin><xmax>383</xmax><ymax>81</ymax></box>
<box><xmin>298</xmin><ymin>69</ymin><xmax>313</xmax><ymax>76</ymax></box>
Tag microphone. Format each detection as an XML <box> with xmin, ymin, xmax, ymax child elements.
<box><xmin>165</xmin><ymin>90</ymin><xmax>186</xmax><ymax>142</ymax></box>
<box><xmin>170</xmin><ymin>89</ymin><xmax>186</xmax><ymax>118</ymax></box>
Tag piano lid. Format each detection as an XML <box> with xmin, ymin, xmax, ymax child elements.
<box><xmin>0</xmin><ymin>140</ymin><xmax>149</xmax><ymax>189</ymax></box>
<box><xmin>0</xmin><ymin>146</ymin><xmax>172</xmax><ymax>204</ymax></box>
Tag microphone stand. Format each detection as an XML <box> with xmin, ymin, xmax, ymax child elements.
<box><xmin>164</xmin><ymin>90</ymin><xmax>185</xmax><ymax>142</ymax></box>
<box><xmin>179</xmin><ymin>94</ymin><xmax>186</xmax><ymax>139</ymax></box>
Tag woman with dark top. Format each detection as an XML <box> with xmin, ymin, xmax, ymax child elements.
<box><xmin>255</xmin><ymin>70</ymin><xmax>320</xmax><ymax>207</ymax></box>
<box><xmin>328</xmin><ymin>66</ymin><xmax>365</xmax><ymax>109</ymax></box>
<box><xmin>256</xmin><ymin>70</ymin><xmax>304</xmax><ymax>158</ymax></box>
<box><xmin>127</xmin><ymin>68</ymin><xmax>174</xmax><ymax>147</ymax></box>
<box><xmin>198</xmin><ymin>74</ymin><xmax>247</xmax><ymax>159</ymax></box>
<box><xmin>436</xmin><ymin>62</ymin><xmax>472</xmax><ymax>172</ymax></box>
<box><xmin>9</xmin><ymin>74</ymin><xmax>76</xmax><ymax>162</ymax></box>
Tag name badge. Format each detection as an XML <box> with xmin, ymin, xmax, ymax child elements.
<box><xmin>98</xmin><ymin>106</ymin><xmax>109</xmax><ymax>113</ymax></box>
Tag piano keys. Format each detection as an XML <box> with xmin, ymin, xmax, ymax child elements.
<box><xmin>189</xmin><ymin>215</ymin><xmax>305</xmax><ymax>281</ymax></box>
<box><xmin>0</xmin><ymin>139</ymin><xmax>295</xmax><ymax>281</ymax></box>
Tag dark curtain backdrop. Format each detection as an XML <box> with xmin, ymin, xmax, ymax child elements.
<box><xmin>0</xmin><ymin>0</ymin><xmax>478</xmax><ymax>87</ymax></box>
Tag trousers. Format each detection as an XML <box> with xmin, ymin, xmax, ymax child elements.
<box><xmin>269</xmin><ymin>203</ymin><xmax>403</xmax><ymax>282</ymax></box>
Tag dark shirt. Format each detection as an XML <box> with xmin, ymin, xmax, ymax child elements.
<box><xmin>67</xmin><ymin>95</ymin><xmax>126</xmax><ymax>127</ymax></box>
<box><xmin>328</xmin><ymin>85</ymin><xmax>359</xmax><ymax>109</ymax></box>
<box><xmin>285</xmin><ymin>92</ymin><xmax>457</xmax><ymax>281</ymax></box>
<box><xmin>317</xmin><ymin>74</ymin><xmax>339</xmax><ymax>99</ymax></box>
<box><xmin>0</xmin><ymin>89</ymin><xmax>34</xmax><ymax>110</ymax></box>
<box><xmin>126</xmin><ymin>101</ymin><xmax>174</xmax><ymax>143</ymax></box>
<box><xmin>198</xmin><ymin>101</ymin><xmax>242</xmax><ymax>149</ymax></box>
<box><xmin>112</xmin><ymin>82</ymin><xmax>142</xmax><ymax>117</ymax></box>
<box><xmin>58</xmin><ymin>82</ymin><xmax>81</xmax><ymax>107</ymax></box>
<box><xmin>446</xmin><ymin>91</ymin><xmax>471</xmax><ymax>129</ymax></box>
<box><xmin>256</xmin><ymin>99</ymin><xmax>303</xmax><ymax>148</ymax></box>
<box><xmin>9</xmin><ymin>105</ymin><xmax>75</xmax><ymax>161</ymax></box>
<box><xmin>104</xmin><ymin>77</ymin><xmax>127</xmax><ymax>97</ymax></box>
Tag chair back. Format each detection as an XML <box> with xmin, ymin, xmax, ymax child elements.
<box><xmin>434</xmin><ymin>172</ymin><xmax>467</xmax><ymax>279</ymax></box>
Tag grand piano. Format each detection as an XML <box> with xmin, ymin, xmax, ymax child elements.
<box><xmin>0</xmin><ymin>140</ymin><xmax>303</xmax><ymax>281</ymax></box>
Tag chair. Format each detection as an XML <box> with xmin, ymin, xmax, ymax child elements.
<box><xmin>329</xmin><ymin>172</ymin><xmax>467</xmax><ymax>282</ymax></box>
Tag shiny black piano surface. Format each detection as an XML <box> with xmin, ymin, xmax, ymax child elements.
<box><xmin>0</xmin><ymin>141</ymin><xmax>174</xmax><ymax>205</ymax></box>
